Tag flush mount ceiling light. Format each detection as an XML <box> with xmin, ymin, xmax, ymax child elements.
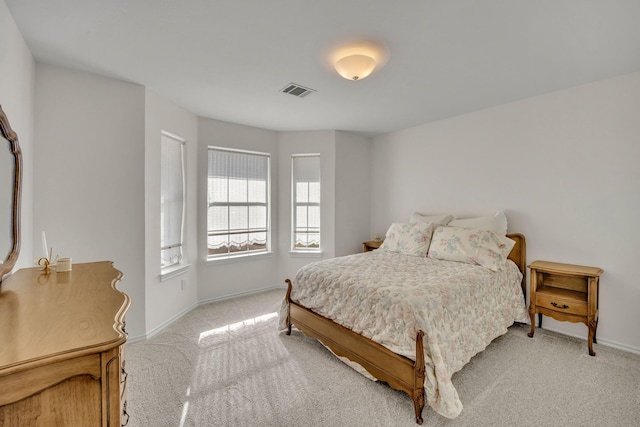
<box><xmin>331</xmin><ymin>41</ymin><xmax>388</xmax><ymax>81</ymax></box>
<box><xmin>335</xmin><ymin>54</ymin><xmax>376</xmax><ymax>81</ymax></box>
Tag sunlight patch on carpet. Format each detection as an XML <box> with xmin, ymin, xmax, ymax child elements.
<box><xmin>186</xmin><ymin>310</ymin><xmax>309</xmax><ymax>425</ymax></box>
<box><xmin>179</xmin><ymin>386</ymin><xmax>191</xmax><ymax>427</ymax></box>
<box><xmin>198</xmin><ymin>312</ymin><xmax>278</xmax><ymax>344</ymax></box>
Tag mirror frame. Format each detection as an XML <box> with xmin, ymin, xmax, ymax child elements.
<box><xmin>0</xmin><ymin>105</ymin><xmax>23</xmax><ymax>281</ymax></box>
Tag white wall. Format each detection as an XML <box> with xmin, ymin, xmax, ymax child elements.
<box><xmin>197</xmin><ymin>117</ymin><xmax>280</xmax><ymax>302</ymax></box>
<box><xmin>144</xmin><ymin>89</ymin><xmax>199</xmax><ymax>334</ymax></box>
<box><xmin>335</xmin><ymin>131</ymin><xmax>371</xmax><ymax>256</ymax></box>
<box><xmin>0</xmin><ymin>0</ymin><xmax>34</xmax><ymax>272</ymax></box>
<box><xmin>370</xmin><ymin>72</ymin><xmax>640</xmax><ymax>353</ymax></box>
<box><xmin>34</xmin><ymin>64</ymin><xmax>147</xmax><ymax>338</ymax></box>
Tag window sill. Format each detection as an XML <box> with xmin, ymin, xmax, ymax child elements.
<box><xmin>160</xmin><ymin>263</ymin><xmax>192</xmax><ymax>281</ymax></box>
<box><xmin>205</xmin><ymin>251</ymin><xmax>274</xmax><ymax>265</ymax></box>
<box><xmin>289</xmin><ymin>250</ymin><xmax>324</xmax><ymax>258</ymax></box>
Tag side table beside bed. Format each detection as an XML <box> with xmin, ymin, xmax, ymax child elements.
<box><xmin>527</xmin><ymin>260</ymin><xmax>603</xmax><ymax>356</ymax></box>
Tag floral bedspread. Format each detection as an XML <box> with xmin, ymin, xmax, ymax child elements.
<box><xmin>279</xmin><ymin>251</ymin><xmax>527</xmax><ymax>418</ymax></box>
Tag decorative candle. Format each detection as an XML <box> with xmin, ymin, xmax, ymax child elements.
<box><xmin>42</xmin><ymin>231</ymin><xmax>48</xmax><ymax>259</ymax></box>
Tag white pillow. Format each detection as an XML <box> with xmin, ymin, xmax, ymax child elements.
<box><xmin>448</xmin><ymin>211</ymin><xmax>508</xmax><ymax>235</ymax></box>
<box><xmin>427</xmin><ymin>225</ymin><xmax>515</xmax><ymax>271</ymax></box>
<box><xmin>409</xmin><ymin>212</ymin><xmax>454</xmax><ymax>226</ymax></box>
<box><xmin>379</xmin><ymin>222</ymin><xmax>435</xmax><ymax>257</ymax></box>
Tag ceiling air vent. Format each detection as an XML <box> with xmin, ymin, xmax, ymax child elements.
<box><xmin>280</xmin><ymin>83</ymin><xmax>316</xmax><ymax>98</ymax></box>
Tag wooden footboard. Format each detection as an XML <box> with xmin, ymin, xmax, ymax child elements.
<box><xmin>285</xmin><ymin>279</ymin><xmax>426</xmax><ymax>424</ymax></box>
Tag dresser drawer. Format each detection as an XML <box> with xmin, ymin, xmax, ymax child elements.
<box><xmin>536</xmin><ymin>293</ymin><xmax>587</xmax><ymax>316</ymax></box>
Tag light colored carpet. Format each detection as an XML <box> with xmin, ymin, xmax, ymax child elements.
<box><xmin>125</xmin><ymin>288</ymin><xmax>640</xmax><ymax>427</ymax></box>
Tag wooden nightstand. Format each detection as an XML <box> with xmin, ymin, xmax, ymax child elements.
<box><xmin>363</xmin><ymin>240</ymin><xmax>383</xmax><ymax>252</ymax></box>
<box><xmin>527</xmin><ymin>260</ymin><xmax>603</xmax><ymax>356</ymax></box>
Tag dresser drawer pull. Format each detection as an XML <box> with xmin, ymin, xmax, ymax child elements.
<box><xmin>121</xmin><ymin>361</ymin><xmax>128</xmax><ymax>384</ymax></box>
<box><xmin>550</xmin><ymin>302</ymin><xmax>569</xmax><ymax>309</ymax></box>
<box><xmin>121</xmin><ymin>401</ymin><xmax>130</xmax><ymax>426</ymax></box>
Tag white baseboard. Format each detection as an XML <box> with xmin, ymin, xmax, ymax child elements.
<box><xmin>596</xmin><ymin>337</ymin><xmax>640</xmax><ymax>356</ymax></box>
<box><xmin>197</xmin><ymin>284</ymin><xmax>286</xmax><ymax>306</ymax></box>
<box><xmin>126</xmin><ymin>302</ymin><xmax>198</xmax><ymax>343</ymax></box>
<box><xmin>540</xmin><ymin>325</ymin><xmax>640</xmax><ymax>356</ymax></box>
<box><xmin>127</xmin><ymin>284</ymin><xmax>286</xmax><ymax>343</ymax></box>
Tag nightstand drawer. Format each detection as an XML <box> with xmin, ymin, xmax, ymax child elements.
<box><xmin>536</xmin><ymin>293</ymin><xmax>587</xmax><ymax>316</ymax></box>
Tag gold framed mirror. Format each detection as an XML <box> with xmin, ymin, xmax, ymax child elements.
<box><xmin>0</xmin><ymin>105</ymin><xmax>23</xmax><ymax>282</ymax></box>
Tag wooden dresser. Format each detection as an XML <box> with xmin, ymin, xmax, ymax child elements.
<box><xmin>0</xmin><ymin>261</ymin><xmax>130</xmax><ymax>426</ymax></box>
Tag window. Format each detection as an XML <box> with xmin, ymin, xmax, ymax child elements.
<box><xmin>207</xmin><ymin>147</ymin><xmax>270</xmax><ymax>258</ymax></box>
<box><xmin>292</xmin><ymin>154</ymin><xmax>320</xmax><ymax>251</ymax></box>
<box><xmin>161</xmin><ymin>131</ymin><xmax>186</xmax><ymax>269</ymax></box>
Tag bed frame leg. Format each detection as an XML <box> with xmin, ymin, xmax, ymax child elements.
<box><xmin>413</xmin><ymin>330</ymin><xmax>426</xmax><ymax>424</ymax></box>
<box><xmin>285</xmin><ymin>279</ymin><xmax>293</xmax><ymax>335</ymax></box>
<box><xmin>413</xmin><ymin>391</ymin><xmax>425</xmax><ymax>425</ymax></box>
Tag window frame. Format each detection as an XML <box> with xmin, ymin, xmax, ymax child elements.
<box><xmin>160</xmin><ymin>131</ymin><xmax>186</xmax><ymax>273</ymax></box>
<box><xmin>206</xmin><ymin>146</ymin><xmax>271</xmax><ymax>260</ymax></box>
<box><xmin>291</xmin><ymin>153</ymin><xmax>321</xmax><ymax>253</ymax></box>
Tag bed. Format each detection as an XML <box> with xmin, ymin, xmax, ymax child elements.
<box><xmin>280</xmin><ymin>221</ymin><xmax>527</xmax><ymax>424</ymax></box>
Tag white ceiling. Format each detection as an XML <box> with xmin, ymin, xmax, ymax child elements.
<box><xmin>6</xmin><ymin>0</ymin><xmax>640</xmax><ymax>136</ymax></box>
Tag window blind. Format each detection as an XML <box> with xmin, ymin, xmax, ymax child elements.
<box><xmin>292</xmin><ymin>154</ymin><xmax>320</xmax><ymax>250</ymax></box>
<box><xmin>161</xmin><ymin>132</ymin><xmax>185</xmax><ymax>268</ymax></box>
<box><xmin>207</xmin><ymin>147</ymin><xmax>270</xmax><ymax>257</ymax></box>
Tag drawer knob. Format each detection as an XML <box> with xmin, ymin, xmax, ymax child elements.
<box><xmin>551</xmin><ymin>302</ymin><xmax>569</xmax><ymax>309</ymax></box>
<box><xmin>121</xmin><ymin>360</ymin><xmax>128</xmax><ymax>385</ymax></box>
<box><xmin>121</xmin><ymin>401</ymin><xmax>130</xmax><ymax>426</ymax></box>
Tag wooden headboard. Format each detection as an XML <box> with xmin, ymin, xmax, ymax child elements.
<box><xmin>506</xmin><ymin>233</ymin><xmax>527</xmax><ymax>298</ymax></box>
